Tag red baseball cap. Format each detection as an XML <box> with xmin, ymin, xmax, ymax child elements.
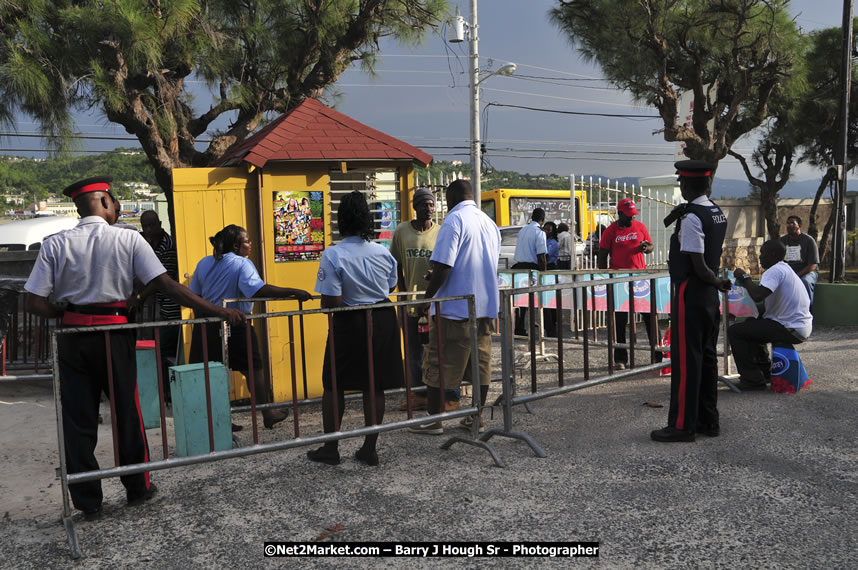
<box><xmin>617</xmin><ymin>198</ymin><xmax>639</xmax><ymax>216</ymax></box>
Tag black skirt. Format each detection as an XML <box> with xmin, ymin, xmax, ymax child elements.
<box><xmin>188</xmin><ymin>321</ymin><xmax>263</xmax><ymax>373</ymax></box>
<box><xmin>322</xmin><ymin>305</ymin><xmax>404</xmax><ymax>393</ymax></box>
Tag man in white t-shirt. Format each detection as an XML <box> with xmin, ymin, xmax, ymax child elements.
<box><xmin>728</xmin><ymin>239</ymin><xmax>813</xmax><ymax>391</ymax></box>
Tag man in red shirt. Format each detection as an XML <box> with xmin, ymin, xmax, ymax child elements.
<box><xmin>598</xmin><ymin>198</ymin><xmax>661</xmax><ymax>369</ymax></box>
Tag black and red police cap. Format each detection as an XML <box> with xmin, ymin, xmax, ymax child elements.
<box><xmin>62</xmin><ymin>176</ymin><xmax>114</xmax><ymax>200</ymax></box>
<box><xmin>674</xmin><ymin>160</ymin><xmax>714</xmax><ymax>179</ymax></box>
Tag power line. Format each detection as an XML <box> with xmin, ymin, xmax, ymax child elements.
<box><xmin>512</xmin><ymin>74</ymin><xmax>608</xmax><ymax>82</ymax></box>
<box><xmin>486</xmin><ymin>154</ymin><xmax>676</xmax><ymax>163</ymax></box>
<box><xmin>0</xmin><ymin>132</ymin><xmax>212</xmax><ymax>143</ymax></box>
<box><xmin>485</xmin><ymin>102</ymin><xmax>660</xmax><ymax>119</ymax></box>
<box><xmin>481</xmin><ymin>87</ymin><xmax>643</xmax><ymax>109</ymax></box>
<box><xmin>507</xmin><ymin>75</ymin><xmax>616</xmax><ymax>90</ymax></box>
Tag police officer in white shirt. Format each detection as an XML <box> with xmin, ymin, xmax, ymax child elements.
<box><xmin>728</xmin><ymin>239</ymin><xmax>813</xmax><ymax>391</ymax></box>
<box><xmin>24</xmin><ymin>176</ymin><xmax>243</xmax><ymax>521</ymax></box>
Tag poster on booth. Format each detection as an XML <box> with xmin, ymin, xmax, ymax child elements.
<box><xmin>273</xmin><ymin>191</ymin><xmax>325</xmax><ymax>262</ymax></box>
<box><xmin>376</xmin><ymin>201</ymin><xmax>396</xmax><ymax>248</ymax></box>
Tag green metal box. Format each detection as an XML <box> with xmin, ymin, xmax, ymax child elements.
<box><xmin>135</xmin><ymin>341</ymin><xmax>161</xmax><ymax>429</ymax></box>
<box><xmin>170</xmin><ymin>362</ymin><xmax>232</xmax><ymax>456</ymax></box>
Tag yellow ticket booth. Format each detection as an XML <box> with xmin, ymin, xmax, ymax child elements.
<box><xmin>171</xmin><ymin>99</ymin><xmax>432</xmax><ymax>401</ymax></box>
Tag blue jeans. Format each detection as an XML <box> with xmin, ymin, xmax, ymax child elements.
<box><xmin>801</xmin><ymin>271</ymin><xmax>818</xmax><ymax>307</ymax></box>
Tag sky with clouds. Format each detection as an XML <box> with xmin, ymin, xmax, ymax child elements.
<box><xmin>330</xmin><ymin>0</ymin><xmax>848</xmax><ymax>184</ymax></box>
<box><xmin>3</xmin><ymin>0</ymin><xmax>849</xmax><ymax>186</ymax></box>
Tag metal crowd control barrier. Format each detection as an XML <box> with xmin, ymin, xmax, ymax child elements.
<box><xmin>482</xmin><ymin>272</ymin><xmax>671</xmax><ymax>458</ymax></box>
<box><xmin>482</xmin><ymin>269</ymin><xmax>742</xmax><ymax>458</ymax></box>
<box><xmin>0</xmin><ymin>291</ymin><xmax>56</xmax><ymax>381</ymax></box>
<box><xmin>51</xmin><ymin>293</ymin><xmax>490</xmax><ymax>559</ymax></box>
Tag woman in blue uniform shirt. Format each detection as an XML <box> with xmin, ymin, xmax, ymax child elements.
<box><xmin>189</xmin><ymin>224</ymin><xmax>311</xmax><ymax>429</ymax></box>
<box><xmin>307</xmin><ymin>191</ymin><xmax>404</xmax><ymax>467</ymax></box>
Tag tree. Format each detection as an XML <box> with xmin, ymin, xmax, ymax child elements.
<box><xmin>0</xmin><ymin>0</ymin><xmax>448</xmax><ymax>228</ymax></box>
<box><xmin>728</xmin><ymin>86</ymin><xmax>803</xmax><ymax>239</ymax></box>
<box><xmin>790</xmin><ymin>22</ymin><xmax>858</xmax><ymax>263</ymax></box>
<box><xmin>550</xmin><ymin>0</ymin><xmax>803</xmax><ymax>187</ymax></box>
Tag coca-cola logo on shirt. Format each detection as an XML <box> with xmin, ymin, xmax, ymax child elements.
<box><xmin>614</xmin><ymin>232</ymin><xmax>639</xmax><ymax>243</ymax></box>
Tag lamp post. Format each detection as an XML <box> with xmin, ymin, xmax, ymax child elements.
<box><xmin>450</xmin><ymin>1</ymin><xmax>515</xmax><ymax>209</ymax></box>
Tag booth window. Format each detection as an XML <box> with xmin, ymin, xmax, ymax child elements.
<box><xmin>328</xmin><ymin>168</ymin><xmax>400</xmax><ymax>247</ymax></box>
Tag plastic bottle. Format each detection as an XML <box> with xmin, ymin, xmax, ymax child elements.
<box><xmin>417</xmin><ymin>315</ymin><xmax>430</xmax><ymax>345</ymax></box>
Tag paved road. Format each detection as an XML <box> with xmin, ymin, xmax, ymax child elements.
<box><xmin>1</xmin><ymin>326</ymin><xmax>856</xmax><ymax>568</ymax></box>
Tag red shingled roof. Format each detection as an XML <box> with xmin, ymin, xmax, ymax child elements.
<box><xmin>216</xmin><ymin>98</ymin><xmax>433</xmax><ymax>168</ymax></box>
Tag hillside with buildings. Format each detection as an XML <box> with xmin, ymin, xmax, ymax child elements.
<box><xmin>0</xmin><ymin>149</ymin><xmax>159</xmax><ymax>217</ymax></box>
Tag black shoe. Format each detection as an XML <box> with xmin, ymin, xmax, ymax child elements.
<box><xmin>650</xmin><ymin>426</ymin><xmax>695</xmax><ymax>443</ymax></box>
<box><xmin>307</xmin><ymin>446</ymin><xmax>340</xmax><ymax>465</ymax></box>
<box><xmin>696</xmin><ymin>423</ymin><xmax>720</xmax><ymax>437</ymax></box>
<box><xmin>263</xmin><ymin>408</ymin><xmax>290</xmax><ymax>429</ymax></box>
<box><xmin>231</xmin><ymin>423</ymin><xmax>243</xmax><ymax>432</ymax></box>
<box><xmin>127</xmin><ymin>483</ymin><xmax>158</xmax><ymax>507</ymax></box>
<box><xmin>82</xmin><ymin>506</ymin><xmax>103</xmax><ymax>522</ymax></box>
<box><xmin>737</xmin><ymin>380</ymin><xmax>767</xmax><ymax>392</ymax></box>
<box><xmin>354</xmin><ymin>448</ymin><xmax>379</xmax><ymax>467</ymax></box>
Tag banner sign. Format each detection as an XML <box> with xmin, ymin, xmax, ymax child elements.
<box><xmin>498</xmin><ymin>272</ymin><xmax>759</xmax><ymax>317</ymax></box>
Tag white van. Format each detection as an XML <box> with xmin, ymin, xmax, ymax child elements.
<box><xmin>0</xmin><ymin>216</ymin><xmax>80</xmax><ymax>251</ymax></box>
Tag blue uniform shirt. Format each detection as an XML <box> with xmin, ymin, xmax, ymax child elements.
<box><xmin>315</xmin><ymin>236</ymin><xmax>397</xmax><ymax>306</ymax></box>
<box><xmin>190</xmin><ymin>253</ymin><xmax>265</xmax><ymax>314</ymax></box>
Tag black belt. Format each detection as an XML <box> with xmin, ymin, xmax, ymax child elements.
<box><xmin>66</xmin><ymin>304</ymin><xmax>129</xmax><ymax>317</ymax></box>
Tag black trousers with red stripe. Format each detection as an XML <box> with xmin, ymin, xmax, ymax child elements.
<box><xmin>58</xmin><ymin>328</ymin><xmax>150</xmax><ymax>512</ymax></box>
<box><xmin>667</xmin><ymin>278</ymin><xmax>720</xmax><ymax>432</ymax></box>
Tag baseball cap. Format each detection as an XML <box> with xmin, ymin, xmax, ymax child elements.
<box><xmin>617</xmin><ymin>198</ymin><xmax>639</xmax><ymax>216</ymax></box>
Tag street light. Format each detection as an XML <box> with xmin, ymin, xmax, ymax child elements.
<box><xmin>449</xmin><ymin>2</ymin><xmax>515</xmax><ymax>208</ymax></box>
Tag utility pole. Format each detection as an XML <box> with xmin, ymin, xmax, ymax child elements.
<box><xmin>833</xmin><ymin>0</ymin><xmax>853</xmax><ymax>282</ymax></box>
<box><xmin>468</xmin><ymin>0</ymin><xmax>481</xmax><ymax>208</ymax></box>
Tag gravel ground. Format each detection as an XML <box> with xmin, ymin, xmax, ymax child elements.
<box><xmin>1</xmin><ymin>325</ymin><xmax>856</xmax><ymax>569</ymax></box>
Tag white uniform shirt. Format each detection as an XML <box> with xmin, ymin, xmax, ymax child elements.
<box><xmin>430</xmin><ymin>200</ymin><xmax>501</xmax><ymax>320</ymax></box>
<box><xmin>760</xmin><ymin>261</ymin><xmax>813</xmax><ymax>336</ymax></box>
<box><xmin>678</xmin><ymin>195</ymin><xmax>714</xmax><ymax>253</ymax></box>
<box><xmin>513</xmin><ymin>220</ymin><xmax>548</xmax><ymax>264</ymax></box>
<box><xmin>25</xmin><ymin>216</ymin><xmax>165</xmax><ymax>304</ymax></box>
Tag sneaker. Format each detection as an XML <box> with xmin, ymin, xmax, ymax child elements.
<box><xmin>459</xmin><ymin>416</ymin><xmax>485</xmax><ymax>433</ymax></box>
<box><xmin>407</xmin><ymin>421</ymin><xmax>444</xmax><ymax>435</ymax></box>
<box><xmin>444</xmin><ymin>400</ymin><xmax>461</xmax><ymax>412</ymax></box>
<box><xmin>398</xmin><ymin>393</ymin><xmax>428</xmax><ymax>411</ymax></box>
<box><xmin>614</xmin><ymin>362</ymin><xmax>626</xmax><ymax>370</ymax></box>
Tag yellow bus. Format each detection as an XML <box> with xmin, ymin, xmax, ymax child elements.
<box><xmin>480</xmin><ymin>188</ymin><xmax>612</xmax><ymax>238</ymax></box>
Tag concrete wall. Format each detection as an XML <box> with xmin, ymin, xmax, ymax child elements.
<box><xmin>719</xmin><ymin>198</ymin><xmax>836</xmax><ymax>239</ymax></box>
